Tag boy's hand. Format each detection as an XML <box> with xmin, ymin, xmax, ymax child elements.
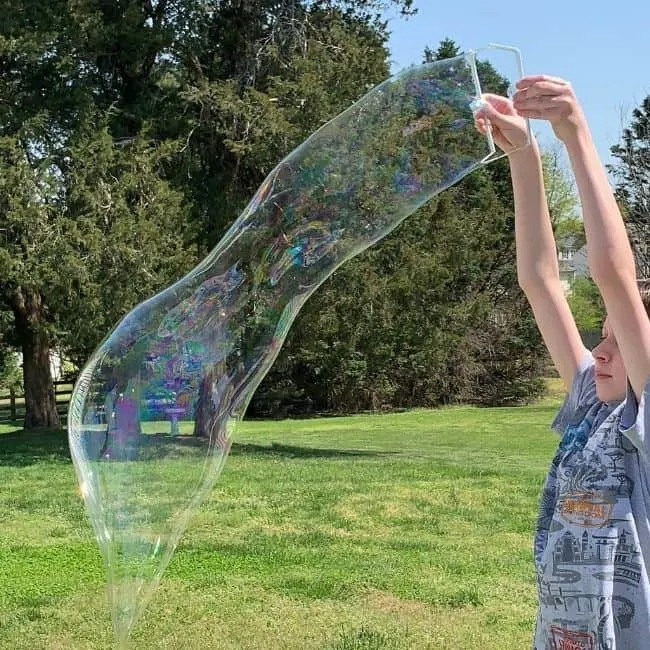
<box><xmin>474</xmin><ymin>93</ymin><xmax>533</xmax><ymax>155</ymax></box>
<box><xmin>513</xmin><ymin>75</ymin><xmax>588</xmax><ymax>144</ymax></box>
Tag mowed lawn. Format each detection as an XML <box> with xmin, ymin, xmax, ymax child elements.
<box><xmin>0</xmin><ymin>390</ymin><xmax>565</xmax><ymax>650</ymax></box>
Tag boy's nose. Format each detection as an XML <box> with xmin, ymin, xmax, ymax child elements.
<box><xmin>593</xmin><ymin>344</ymin><xmax>609</xmax><ymax>361</ymax></box>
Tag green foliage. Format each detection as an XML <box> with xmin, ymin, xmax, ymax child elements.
<box><xmin>0</xmin><ymin>123</ymin><xmax>196</xmax><ymax>355</ymax></box>
<box><xmin>251</xmin><ymin>44</ymin><xmax>546</xmax><ymax>414</ymax></box>
<box><xmin>539</xmin><ymin>149</ymin><xmax>585</xmax><ymax>263</ymax></box>
<box><xmin>610</xmin><ymin>96</ymin><xmax>650</xmax><ymax>276</ymax></box>
<box><xmin>2</xmin><ymin>4</ymin><xmax>547</xmax><ymax>422</ymax></box>
<box><xmin>555</xmin><ymin>218</ymin><xmax>585</xmax><ymax>249</ymax></box>
<box><xmin>171</xmin><ymin>1</ymin><xmax>400</xmax><ymax>249</ymax></box>
<box><xmin>0</xmin><ymin>347</ymin><xmax>22</xmax><ymax>392</ymax></box>
<box><xmin>61</xmin><ymin>121</ymin><xmax>198</xmax><ymax>364</ymax></box>
<box><xmin>251</xmin><ymin>129</ymin><xmax>547</xmax><ymax>415</ymax></box>
<box><xmin>568</xmin><ymin>277</ymin><xmax>603</xmax><ymax>332</ymax></box>
<box><xmin>541</xmin><ymin>149</ymin><xmax>579</xmax><ymax>228</ymax></box>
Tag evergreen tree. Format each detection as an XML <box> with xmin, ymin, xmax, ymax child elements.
<box><xmin>250</xmin><ymin>39</ymin><xmax>548</xmax><ymax>415</ymax></box>
<box><xmin>2</xmin><ymin>6</ymin><xmax>554</xmax><ymax>426</ymax></box>
<box><xmin>0</xmin><ymin>0</ymin><xmax>415</xmax><ymax>428</ymax></box>
<box><xmin>610</xmin><ymin>96</ymin><xmax>650</xmax><ymax>277</ymax></box>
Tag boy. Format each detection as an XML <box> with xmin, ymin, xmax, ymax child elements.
<box><xmin>475</xmin><ymin>78</ymin><xmax>650</xmax><ymax>649</ymax></box>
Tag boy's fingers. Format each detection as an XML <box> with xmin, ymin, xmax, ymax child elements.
<box><xmin>476</xmin><ymin>106</ymin><xmax>508</xmax><ymax>131</ymax></box>
<box><xmin>531</xmin><ymin>80</ymin><xmax>569</xmax><ymax>94</ymax></box>
<box><xmin>516</xmin><ymin>74</ymin><xmax>568</xmax><ymax>90</ymax></box>
<box><xmin>516</xmin><ymin>81</ymin><xmax>567</xmax><ymax>100</ymax></box>
<box><xmin>514</xmin><ymin>85</ymin><xmax>570</xmax><ymax>110</ymax></box>
<box><xmin>481</xmin><ymin>92</ymin><xmax>512</xmax><ymax>107</ymax></box>
<box><xmin>474</xmin><ymin>120</ymin><xmax>488</xmax><ymax>134</ymax></box>
<box><xmin>516</xmin><ymin>106</ymin><xmax>566</xmax><ymax>120</ymax></box>
<box><xmin>515</xmin><ymin>95</ymin><xmax>563</xmax><ymax>110</ymax></box>
<box><xmin>514</xmin><ymin>95</ymin><xmax>568</xmax><ymax>111</ymax></box>
<box><xmin>480</xmin><ymin>93</ymin><xmax>516</xmax><ymax>114</ymax></box>
<box><xmin>476</xmin><ymin>100</ymin><xmax>513</xmax><ymax>124</ymax></box>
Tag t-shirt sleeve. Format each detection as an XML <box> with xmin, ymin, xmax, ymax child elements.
<box><xmin>551</xmin><ymin>352</ymin><xmax>598</xmax><ymax>435</ymax></box>
<box><xmin>620</xmin><ymin>376</ymin><xmax>650</xmax><ymax>465</ymax></box>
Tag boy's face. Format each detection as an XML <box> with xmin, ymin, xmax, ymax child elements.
<box><xmin>591</xmin><ymin>316</ymin><xmax>627</xmax><ymax>403</ymax></box>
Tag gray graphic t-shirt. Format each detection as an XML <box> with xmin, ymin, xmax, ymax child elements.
<box><xmin>534</xmin><ymin>354</ymin><xmax>650</xmax><ymax>650</ymax></box>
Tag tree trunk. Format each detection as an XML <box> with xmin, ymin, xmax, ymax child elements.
<box><xmin>193</xmin><ymin>359</ymin><xmax>234</xmax><ymax>438</ymax></box>
<box><xmin>12</xmin><ymin>288</ymin><xmax>60</xmax><ymax>430</ymax></box>
<box><xmin>193</xmin><ymin>368</ymin><xmax>217</xmax><ymax>438</ymax></box>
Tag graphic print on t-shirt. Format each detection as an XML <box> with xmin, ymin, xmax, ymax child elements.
<box><xmin>535</xmin><ymin>411</ymin><xmax>645</xmax><ymax>649</ymax></box>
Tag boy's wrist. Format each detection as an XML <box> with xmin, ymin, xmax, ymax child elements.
<box><xmin>507</xmin><ymin>140</ymin><xmax>540</xmax><ymax>164</ymax></box>
<box><xmin>558</xmin><ymin>115</ymin><xmax>592</xmax><ymax>152</ymax></box>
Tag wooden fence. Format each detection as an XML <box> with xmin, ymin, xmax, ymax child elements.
<box><xmin>0</xmin><ymin>380</ymin><xmax>75</xmax><ymax>423</ymax></box>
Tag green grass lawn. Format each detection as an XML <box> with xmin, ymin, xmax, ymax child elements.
<box><xmin>0</xmin><ymin>393</ymin><xmax>565</xmax><ymax>649</ymax></box>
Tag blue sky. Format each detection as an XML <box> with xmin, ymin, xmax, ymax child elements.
<box><xmin>385</xmin><ymin>0</ymin><xmax>650</xmax><ymax>170</ymax></box>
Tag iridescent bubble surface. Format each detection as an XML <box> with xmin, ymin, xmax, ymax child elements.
<box><xmin>68</xmin><ymin>52</ymin><xmax>495</xmax><ymax>646</ymax></box>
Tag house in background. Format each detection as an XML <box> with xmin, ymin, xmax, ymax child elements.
<box><xmin>558</xmin><ymin>235</ymin><xmax>589</xmax><ymax>295</ymax></box>
<box><xmin>558</xmin><ymin>234</ymin><xmax>650</xmax><ymax>295</ymax></box>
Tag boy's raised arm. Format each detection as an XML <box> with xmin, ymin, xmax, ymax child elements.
<box><xmin>477</xmin><ymin>97</ymin><xmax>588</xmax><ymax>391</ymax></box>
<box><xmin>514</xmin><ymin>76</ymin><xmax>650</xmax><ymax>400</ymax></box>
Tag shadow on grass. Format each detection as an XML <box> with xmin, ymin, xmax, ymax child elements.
<box><xmin>0</xmin><ymin>429</ymin><xmax>396</xmax><ymax>467</ymax></box>
<box><xmin>229</xmin><ymin>442</ymin><xmax>397</xmax><ymax>460</ymax></box>
<box><xmin>0</xmin><ymin>428</ymin><xmax>71</xmax><ymax>466</ymax></box>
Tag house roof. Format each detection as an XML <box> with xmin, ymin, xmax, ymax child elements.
<box><xmin>559</xmin><ymin>244</ymin><xmax>589</xmax><ymax>277</ymax></box>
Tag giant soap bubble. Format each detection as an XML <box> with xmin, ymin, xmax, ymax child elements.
<box><xmin>68</xmin><ymin>45</ymin><xmax>528</xmax><ymax>646</ymax></box>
